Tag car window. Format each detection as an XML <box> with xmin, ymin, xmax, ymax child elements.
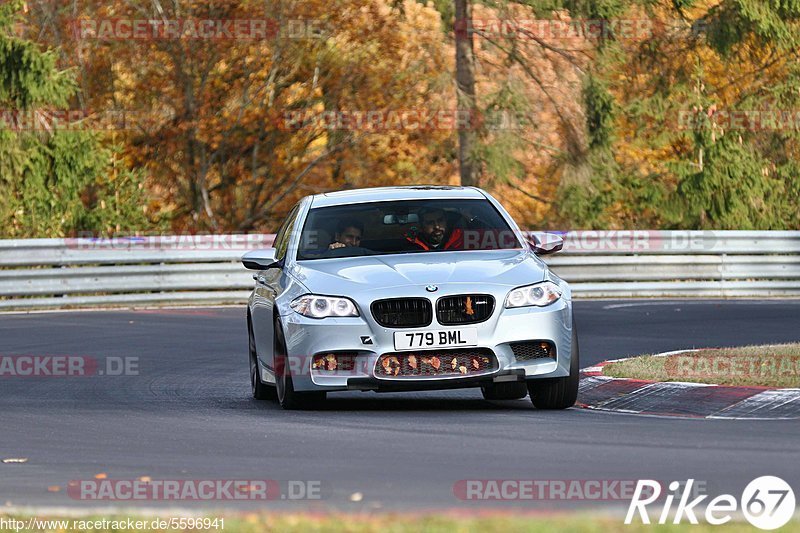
<box><xmin>273</xmin><ymin>204</ymin><xmax>301</xmax><ymax>261</ymax></box>
<box><xmin>297</xmin><ymin>199</ymin><xmax>521</xmax><ymax>260</ymax></box>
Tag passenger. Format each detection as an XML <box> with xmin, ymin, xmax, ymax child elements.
<box><xmin>405</xmin><ymin>207</ymin><xmax>463</xmax><ymax>251</ymax></box>
<box><xmin>328</xmin><ymin>219</ymin><xmax>364</xmax><ymax>250</ymax></box>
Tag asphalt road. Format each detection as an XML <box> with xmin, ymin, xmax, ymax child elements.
<box><xmin>1</xmin><ymin>300</ymin><xmax>799</xmax><ymax>513</ymax></box>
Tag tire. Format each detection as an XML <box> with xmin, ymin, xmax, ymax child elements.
<box><xmin>249</xmin><ymin>313</ymin><xmax>277</xmax><ymax>401</ymax></box>
<box><xmin>481</xmin><ymin>382</ymin><xmax>528</xmax><ymax>400</ymax></box>
<box><xmin>527</xmin><ymin>318</ymin><xmax>579</xmax><ymax>410</ymax></box>
<box><xmin>274</xmin><ymin>317</ymin><xmax>326</xmax><ymax>410</ymax></box>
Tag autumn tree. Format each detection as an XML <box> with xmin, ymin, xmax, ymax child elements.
<box><xmin>0</xmin><ymin>0</ymin><xmax>150</xmax><ymax>237</ymax></box>
<box><xmin>14</xmin><ymin>0</ymin><xmax>800</xmax><ymax>235</ymax></box>
<box><xmin>562</xmin><ymin>0</ymin><xmax>800</xmax><ymax>229</ymax></box>
<box><xmin>26</xmin><ymin>0</ymin><xmax>456</xmax><ymax>232</ymax></box>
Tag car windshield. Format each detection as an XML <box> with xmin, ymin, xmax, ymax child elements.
<box><xmin>297</xmin><ymin>199</ymin><xmax>522</xmax><ymax>260</ymax></box>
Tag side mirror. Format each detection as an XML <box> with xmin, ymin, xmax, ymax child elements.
<box><xmin>528</xmin><ymin>232</ymin><xmax>564</xmax><ymax>255</ymax></box>
<box><xmin>242</xmin><ymin>249</ymin><xmax>280</xmax><ymax>270</ymax></box>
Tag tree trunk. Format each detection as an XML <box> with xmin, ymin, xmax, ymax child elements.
<box><xmin>454</xmin><ymin>0</ymin><xmax>480</xmax><ymax>186</ymax></box>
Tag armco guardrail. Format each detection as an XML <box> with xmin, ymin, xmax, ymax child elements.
<box><xmin>0</xmin><ymin>231</ymin><xmax>799</xmax><ymax>309</ymax></box>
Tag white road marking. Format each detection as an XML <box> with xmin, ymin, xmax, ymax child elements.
<box><xmin>0</xmin><ymin>304</ymin><xmax>238</xmax><ymax>316</ymax></box>
<box><xmin>602</xmin><ymin>299</ymin><xmax>800</xmax><ymax>310</ymax></box>
<box><xmin>711</xmin><ymin>389</ymin><xmax>800</xmax><ymax>419</ymax></box>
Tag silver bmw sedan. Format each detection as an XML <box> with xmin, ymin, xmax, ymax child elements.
<box><xmin>243</xmin><ymin>186</ymin><xmax>577</xmax><ymax>410</ymax></box>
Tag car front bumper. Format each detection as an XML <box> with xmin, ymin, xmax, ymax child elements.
<box><xmin>274</xmin><ymin>296</ymin><xmax>574</xmax><ymax>393</ymax></box>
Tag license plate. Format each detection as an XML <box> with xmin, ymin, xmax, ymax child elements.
<box><xmin>393</xmin><ymin>328</ymin><xmax>478</xmax><ymax>351</ymax></box>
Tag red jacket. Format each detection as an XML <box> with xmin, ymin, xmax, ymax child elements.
<box><xmin>404</xmin><ymin>228</ymin><xmax>464</xmax><ymax>251</ymax></box>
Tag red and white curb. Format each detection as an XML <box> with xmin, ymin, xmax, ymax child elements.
<box><xmin>579</xmin><ymin>350</ymin><xmax>800</xmax><ymax>420</ymax></box>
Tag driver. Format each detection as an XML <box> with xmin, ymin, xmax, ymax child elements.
<box><xmin>328</xmin><ymin>219</ymin><xmax>364</xmax><ymax>250</ymax></box>
<box><xmin>405</xmin><ymin>207</ymin><xmax>463</xmax><ymax>251</ymax></box>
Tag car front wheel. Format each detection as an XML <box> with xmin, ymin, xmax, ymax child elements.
<box><xmin>527</xmin><ymin>319</ymin><xmax>579</xmax><ymax>410</ymax></box>
<box><xmin>274</xmin><ymin>317</ymin><xmax>326</xmax><ymax>410</ymax></box>
<box><xmin>249</xmin><ymin>313</ymin><xmax>277</xmax><ymax>400</ymax></box>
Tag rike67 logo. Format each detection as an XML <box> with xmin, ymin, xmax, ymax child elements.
<box><xmin>626</xmin><ymin>477</ymin><xmax>795</xmax><ymax>530</ymax></box>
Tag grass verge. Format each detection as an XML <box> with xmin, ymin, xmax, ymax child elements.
<box><xmin>2</xmin><ymin>513</ymin><xmax>799</xmax><ymax>533</ymax></box>
<box><xmin>603</xmin><ymin>343</ymin><xmax>800</xmax><ymax>387</ymax></box>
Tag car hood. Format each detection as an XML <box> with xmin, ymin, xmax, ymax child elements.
<box><xmin>292</xmin><ymin>250</ymin><xmax>547</xmax><ymax>293</ymax></box>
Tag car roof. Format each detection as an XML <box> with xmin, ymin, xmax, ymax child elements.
<box><xmin>309</xmin><ymin>185</ymin><xmax>486</xmax><ymax>208</ymax></box>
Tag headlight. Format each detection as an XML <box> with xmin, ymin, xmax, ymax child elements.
<box><xmin>505</xmin><ymin>281</ymin><xmax>561</xmax><ymax>308</ymax></box>
<box><xmin>290</xmin><ymin>295</ymin><xmax>360</xmax><ymax>318</ymax></box>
